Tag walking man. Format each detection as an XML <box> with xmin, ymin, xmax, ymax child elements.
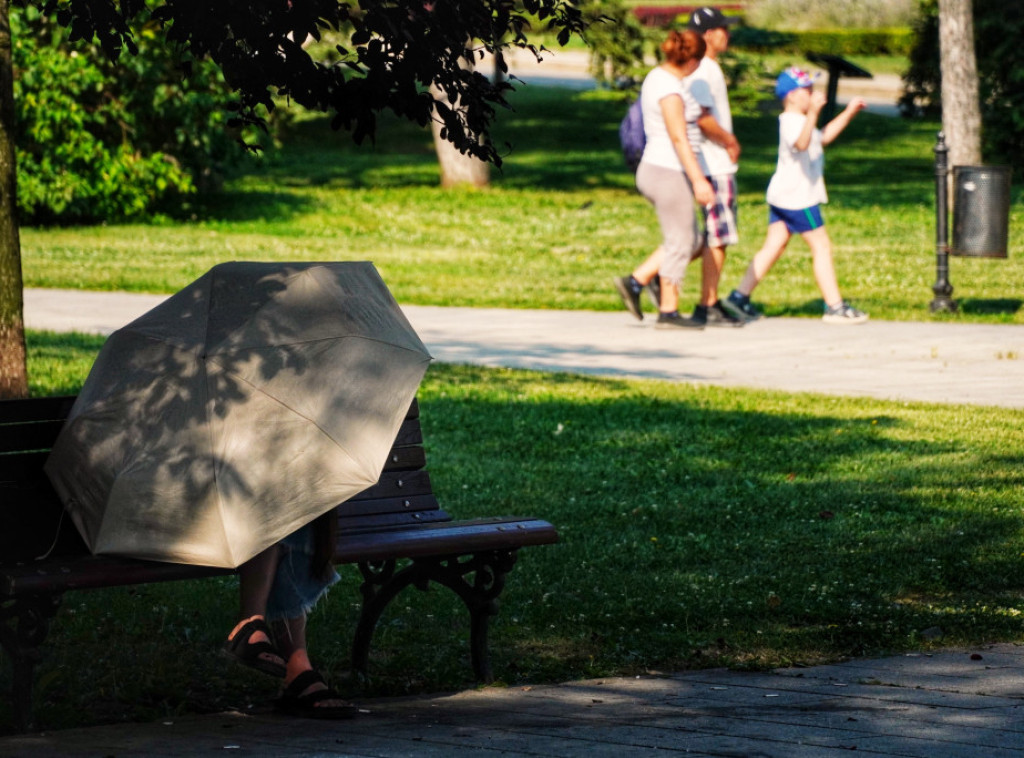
<box><xmin>686</xmin><ymin>6</ymin><xmax>743</xmax><ymax>327</ymax></box>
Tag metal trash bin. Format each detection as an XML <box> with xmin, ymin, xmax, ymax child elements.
<box><xmin>951</xmin><ymin>164</ymin><xmax>1011</xmax><ymax>258</ymax></box>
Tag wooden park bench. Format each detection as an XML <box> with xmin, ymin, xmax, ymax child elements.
<box><xmin>0</xmin><ymin>395</ymin><xmax>557</xmax><ymax>731</ymax></box>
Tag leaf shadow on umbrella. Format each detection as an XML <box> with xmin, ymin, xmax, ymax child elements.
<box><xmin>45</xmin><ymin>262</ymin><xmax>432</xmax><ymax>568</ymax></box>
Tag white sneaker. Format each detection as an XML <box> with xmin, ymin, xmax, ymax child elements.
<box><xmin>823</xmin><ymin>302</ymin><xmax>869</xmax><ymax>324</ymax></box>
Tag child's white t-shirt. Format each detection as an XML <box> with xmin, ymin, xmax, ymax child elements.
<box><xmin>640</xmin><ymin>67</ymin><xmax>705</xmax><ymax>173</ymax></box>
<box><xmin>765</xmin><ymin>111</ymin><xmax>827</xmax><ymax>210</ymax></box>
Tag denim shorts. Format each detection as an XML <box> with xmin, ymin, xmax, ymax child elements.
<box><xmin>265</xmin><ymin>521</ymin><xmax>340</xmax><ymax>621</ymax></box>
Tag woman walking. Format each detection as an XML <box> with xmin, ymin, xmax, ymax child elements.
<box><xmin>614</xmin><ymin>29</ymin><xmax>715</xmax><ymax>329</ymax></box>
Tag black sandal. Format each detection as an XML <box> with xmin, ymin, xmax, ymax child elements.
<box><xmin>275</xmin><ymin>669</ymin><xmax>359</xmax><ymax>720</ymax></box>
<box><xmin>222</xmin><ymin>617</ymin><xmax>287</xmax><ymax>678</ymax></box>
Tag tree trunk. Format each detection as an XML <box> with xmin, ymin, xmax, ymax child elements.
<box><xmin>0</xmin><ymin>0</ymin><xmax>28</xmax><ymax>399</ymax></box>
<box><xmin>430</xmin><ymin>49</ymin><xmax>490</xmax><ymax>189</ymax></box>
<box><xmin>938</xmin><ymin>0</ymin><xmax>982</xmax><ymax>168</ymax></box>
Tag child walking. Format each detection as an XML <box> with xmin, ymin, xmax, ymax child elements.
<box><xmin>722</xmin><ymin>67</ymin><xmax>869</xmax><ymax>324</ymax></box>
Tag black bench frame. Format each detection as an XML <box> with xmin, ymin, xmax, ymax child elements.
<box><xmin>0</xmin><ymin>395</ymin><xmax>557</xmax><ymax>731</ymax></box>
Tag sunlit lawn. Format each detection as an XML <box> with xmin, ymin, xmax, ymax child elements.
<box><xmin>20</xmin><ymin>84</ymin><xmax>1024</xmax><ymax>323</ymax></box>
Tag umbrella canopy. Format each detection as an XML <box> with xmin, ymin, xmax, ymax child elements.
<box><xmin>44</xmin><ymin>262</ymin><xmax>432</xmax><ymax>568</ymax></box>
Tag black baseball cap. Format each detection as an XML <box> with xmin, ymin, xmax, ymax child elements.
<box><xmin>687</xmin><ymin>7</ymin><xmax>740</xmax><ymax>31</ymax></box>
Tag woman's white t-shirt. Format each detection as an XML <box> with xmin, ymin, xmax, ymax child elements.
<box><xmin>765</xmin><ymin>111</ymin><xmax>827</xmax><ymax>210</ymax></box>
<box><xmin>639</xmin><ymin>66</ymin><xmax>705</xmax><ymax>173</ymax></box>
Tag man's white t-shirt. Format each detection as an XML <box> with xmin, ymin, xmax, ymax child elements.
<box><xmin>639</xmin><ymin>66</ymin><xmax>704</xmax><ymax>172</ymax></box>
<box><xmin>685</xmin><ymin>57</ymin><xmax>737</xmax><ymax>177</ymax></box>
<box><xmin>765</xmin><ymin>111</ymin><xmax>827</xmax><ymax>210</ymax></box>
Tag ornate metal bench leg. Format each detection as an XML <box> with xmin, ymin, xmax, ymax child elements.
<box><xmin>466</xmin><ymin>550</ymin><xmax>518</xmax><ymax>682</ymax></box>
<box><xmin>351</xmin><ymin>560</ymin><xmax>414</xmax><ymax>678</ymax></box>
<box><xmin>351</xmin><ymin>550</ymin><xmax>519</xmax><ymax>683</ymax></box>
<box><xmin>0</xmin><ymin>594</ymin><xmax>63</xmax><ymax>732</ymax></box>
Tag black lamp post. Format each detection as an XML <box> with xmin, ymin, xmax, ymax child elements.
<box><xmin>930</xmin><ymin>131</ymin><xmax>958</xmax><ymax>312</ymax></box>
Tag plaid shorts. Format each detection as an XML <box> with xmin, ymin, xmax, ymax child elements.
<box><xmin>701</xmin><ymin>174</ymin><xmax>739</xmax><ymax>248</ymax></box>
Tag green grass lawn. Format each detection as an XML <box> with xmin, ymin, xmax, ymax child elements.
<box><xmin>6</xmin><ymin>333</ymin><xmax>1023</xmax><ymax>733</ymax></box>
<box><xmin>20</xmin><ymin>84</ymin><xmax>1024</xmax><ymax>323</ymax></box>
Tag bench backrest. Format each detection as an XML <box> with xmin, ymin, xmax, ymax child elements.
<box><xmin>0</xmin><ymin>396</ymin><xmax>443</xmax><ymax>564</ymax></box>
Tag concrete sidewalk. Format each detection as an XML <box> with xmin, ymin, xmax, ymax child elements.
<box><xmin>3</xmin><ymin>644</ymin><xmax>1022</xmax><ymax>756</ymax></box>
<box><xmin>23</xmin><ymin>288</ymin><xmax>1024</xmax><ymax>408</ymax></box>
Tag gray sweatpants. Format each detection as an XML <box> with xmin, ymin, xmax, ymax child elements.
<box><xmin>636</xmin><ymin>162</ymin><xmax>702</xmax><ymax>284</ymax></box>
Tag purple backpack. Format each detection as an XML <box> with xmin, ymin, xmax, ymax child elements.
<box><xmin>619</xmin><ymin>98</ymin><xmax>645</xmax><ymax>172</ymax></box>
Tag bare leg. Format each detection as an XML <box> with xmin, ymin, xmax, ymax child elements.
<box><xmin>238</xmin><ymin>546</ymin><xmax>280</xmax><ymax>620</ymax></box>
<box><xmin>272</xmin><ymin>614</ymin><xmax>355</xmax><ymax>711</ymax></box>
<box><xmin>632</xmin><ymin>246</ymin><xmax>663</xmax><ymax>285</ymax></box>
<box><xmin>802</xmin><ymin>227</ymin><xmax>842</xmax><ymax>307</ymax></box>
<box><xmin>226</xmin><ymin>546</ymin><xmax>286</xmax><ymax>673</ymax></box>
<box><xmin>737</xmin><ymin>221</ymin><xmax>791</xmax><ymax>296</ymax></box>
<box><xmin>701</xmin><ymin>243</ymin><xmax>728</xmax><ymax>306</ymax></box>
<box><xmin>654</xmin><ymin>242</ymin><xmax>703</xmax><ymax>314</ymax></box>
<box><xmin>658</xmin><ymin>278</ymin><xmax>680</xmax><ymax>313</ymax></box>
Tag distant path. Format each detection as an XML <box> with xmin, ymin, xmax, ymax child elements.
<box><xmin>481</xmin><ymin>48</ymin><xmax>905</xmax><ymax>114</ymax></box>
<box><xmin>24</xmin><ymin>289</ymin><xmax>1024</xmax><ymax>409</ymax></box>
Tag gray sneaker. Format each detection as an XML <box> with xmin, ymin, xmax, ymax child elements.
<box><xmin>721</xmin><ymin>290</ymin><xmax>762</xmax><ymax>322</ymax></box>
<box><xmin>822</xmin><ymin>302</ymin><xmax>869</xmax><ymax>324</ymax></box>
<box><xmin>655</xmin><ymin>311</ymin><xmax>704</xmax><ymax>330</ymax></box>
<box><xmin>693</xmin><ymin>302</ymin><xmax>744</xmax><ymax>328</ymax></box>
<box><xmin>613</xmin><ymin>276</ymin><xmax>644</xmax><ymax>321</ymax></box>
<box><xmin>646</xmin><ymin>275</ymin><xmax>662</xmax><ymax>310</ymax></box>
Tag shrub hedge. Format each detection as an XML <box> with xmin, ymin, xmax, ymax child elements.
<box><xmin>730</xmin><ymin>27</ymin><xmax>914</xmax><ymax>56</ymax></box>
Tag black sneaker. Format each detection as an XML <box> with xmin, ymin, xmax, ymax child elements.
<box><xmin>822</xmin><ymin>301</ymin><xmax>869</xmax><ymax>324</ymax></box>
<box><xmin>693</xmin><ymin>302</ymin><xmax>744</xmax><ymax>328</ymax></box>
<box><xmin>655</xmin><ymin>311</ymin><xmax>704</xmax><ymax>330</ymax></box>
<box><xmin>613</xmin><ymin>276</ymin><xmax>644</xmax><ymax>321</ymax></box>
<box><xmin>721</xmin><ymin>290</ymin><xmax>762</xmax><ymax>322</ymax></box>
<box><xmin>646</xmin><ymin>275</ymin><xmax>662</xmax><ymax>310</ymax></box>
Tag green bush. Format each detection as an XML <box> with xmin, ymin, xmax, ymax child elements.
<box><xmin>14</xmin><ymin>37</ymin><xmax>193</xmax><ymax>224</ymax></box>
<box><xmin>582</xmin><ymin>0</ymin><xmax>655</xmax><ymax>87</ymax></box>
<box><xmin>12</xmin><ymin>7</ymin><xmax>270</xmax><ymax>225</ymax></box>
<box><xmin>731</xmin><ymin>27</ymin><xmax>914</xmax><ymax>56</ymax></box>
<box><xmin>901</xmin><ymin>0</ymin><xmax>1024</xmax><ymax>166</ymax></box>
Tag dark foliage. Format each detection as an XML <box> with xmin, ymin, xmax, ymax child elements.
<box><xmin>901</xmin><ymin>0</ymin><xmax>1024</xmax><ymax>166</ymax></box>
<box><xmin>39</xmin><ymin>0</ymin><xmax>587</xmax><ymax>165</ymax></box>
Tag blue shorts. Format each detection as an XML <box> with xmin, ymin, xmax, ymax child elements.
<box><xmin>769</xmin><ymin>205</ymin><xmax>824</xmax><ymax>233</ymax></box>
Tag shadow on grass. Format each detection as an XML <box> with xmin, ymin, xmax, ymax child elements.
<box><xmin>957</xmin><ymin>297</ymin><xmax>1023</xmax><ymax>316</ymax></box>
<box><xmin>173</xmin><ymin>84</ymin><xmax>954</xmax><ymax>227</ymax></box>
<box><xmin>11</xmin><ymin>360</ymin><xmax>1023</xmax><ymax>734</ymax></box>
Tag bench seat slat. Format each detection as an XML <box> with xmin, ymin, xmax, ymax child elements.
<box><xmin>0</xmin><ymin>396</ymin><xmax>76</xmax><ymax>425</ymax></box>
<box><xmin>0</xmin><ymin>556</ymin><xmax>230</xmax><ymax>596</ymax></box>
<box><xmin>335</xmin><ymin>517</ymin><xmax>559</xmax><ymax>563</ymax></box>
<box><xmin>1</xmin><ymin>518</ymin><xmax>557</xmax><ymax>596</ymax></box>
<box><xmin>337</xmin><ymin>509</ymin><xmax>451</xmax><ymax>532</ymax></box>
<box><xmin>0</xmin><ymin>452</ymin><xmax>50</xmax><ymax>482</ymax></box>
<box><xmin>336</xmin><ymin>493</ymin><xmax>440</xmax><ymax>518</ymax></box>
<box><xmin>348</xmin><ymin>470</ymin><xmax>432</xmax><ymax>501</ymax></box>
<box><xmin>0</xmin><ymin>420</ymin><xmax>67</xmax><ymax>454</ymax></box>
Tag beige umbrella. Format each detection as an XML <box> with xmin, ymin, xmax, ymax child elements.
<box><xmin>44</xmin><ymin>261</ymin><xmax>431</xmax><ymax>568</ymax></box>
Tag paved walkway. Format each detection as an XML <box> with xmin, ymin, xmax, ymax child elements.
<box><xmin>3</xmin><ymin>644</ymin><xmax>1023</xmax><ymax>756</ymax></box>
<box><xmin>23</xmin><ymin>288</ymin><xmax>1024</xmax><ymax>408</ymax></box>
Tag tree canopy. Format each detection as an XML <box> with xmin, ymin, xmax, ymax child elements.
<box><xmin>0</xmin><ymin>0</ymin><xmax>587</xmax><ymax>397</ymax></box>
<box><xmin>42</xmin><ymin>0</ymin><xmax>586</xmax><ymax>165</ymax></box>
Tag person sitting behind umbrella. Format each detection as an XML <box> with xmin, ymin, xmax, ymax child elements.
<box><xmin>223</xmin><ymin>514</ymin><xmax>358</xmax><ymax>719</ymax></box>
